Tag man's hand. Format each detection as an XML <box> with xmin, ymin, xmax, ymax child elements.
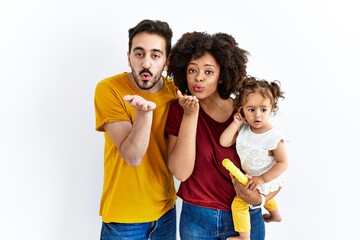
<box><xmin>123</xmin><ymin>95</ymin><xmax>156</xmax><ymax>111</ymax></box>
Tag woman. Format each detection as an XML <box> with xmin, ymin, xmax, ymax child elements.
<box><xmin>166</xmin><ymin>32</ymin><xmax>278</xmax><ymax>239</ymax></box>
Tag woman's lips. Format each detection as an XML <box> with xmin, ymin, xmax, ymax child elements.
<box><xmin>193</xmin><ymin>85</ymin><xmax>203</xmax><ymax>92</ymax></box>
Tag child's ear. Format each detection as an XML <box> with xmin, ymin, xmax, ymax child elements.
<box><xmin>239</xmin><ymin>106</ymin><xmax>245</xmax><ymax>118</ymax></box>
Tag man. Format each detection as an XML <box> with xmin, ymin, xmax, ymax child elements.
<box><xmin>94</xmin><ymin>19</ymin><xmax>177</xmax><ymax>240</ymax></box>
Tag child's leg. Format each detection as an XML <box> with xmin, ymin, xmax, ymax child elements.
<box><xmin>263</xmin><ymin>197</ymin><xmax>282</xmax><ymax>223</ymax></box>
<box><xmin>228</xmin><ymin>197</ymin><xmax>251</xmax><ymax>240</ymax></box>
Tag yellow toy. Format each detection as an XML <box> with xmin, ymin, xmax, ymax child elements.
<box><xmin>222</xmin><ymin>158</ymin><xmax>248</xmax><ymax>185</ymax></box>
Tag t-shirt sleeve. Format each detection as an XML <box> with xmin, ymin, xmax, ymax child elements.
<box><xmin>165</xmin><ymin>100</ymin><xmax>183</xmax><ymax>137</ymax></box>
<box><xmin>94</xmin><ymin>81</ymin><xmax>130</xmax><ymax>132</ymax></box>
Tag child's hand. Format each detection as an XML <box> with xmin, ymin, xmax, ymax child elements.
<box><xmin>232</xmin><ymin>107</ymin><xmax>245</xmax><ymax>125</ymax></box>
<box><xmin>177</xmin><ymin>90</ymin><xmax>199</xmax><ymax>114</ymax></box>
<box><xmin>246</xmin><ymin>175</ymin><xmax>265</xmax><ymax>191</ymax></box>
<box><xmin>123</xmin><ymin>95</ymin><xmax>156</xmax><ymax>111</ymax></box>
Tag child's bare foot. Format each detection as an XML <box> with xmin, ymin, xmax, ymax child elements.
<box><xmin>227</xmin><ymin>236</ymin><xmax>241</xmax><ymax>240</ymax></box>
<box><xmin>263</xmin><ymin>213</ymin><xmax>282</xmax><ymax>223</ymax></box>
<box><xmin>227</xmin><ymin>236</ymin><xmax>249</xmax><ymax>240</ymax></box>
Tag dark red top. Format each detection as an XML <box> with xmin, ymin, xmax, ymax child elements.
<box><xmin>166</xmin><ymin>100</ymin><xmax>241</xmax><ymax>211</ymax></box>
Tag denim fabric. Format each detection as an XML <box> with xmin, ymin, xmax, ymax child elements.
<box><xmin>180</xmin><ymin>201</ymin><xmax>265</xmax><ymax>240</ymax></box>
<box><xmin>249</xmin><ymin>207</ymin><xmax>265</xmax><ymax>240</ymax></box>
<box><xmin>100</xmin><ymin>206</ymin><xmax>176</xmax><ymax>240</ymax></box>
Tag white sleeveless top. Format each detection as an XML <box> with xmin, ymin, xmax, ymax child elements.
<box><xmin>236</xmin><ymin>123</ymin><xmax>286</xmax><ymax>195</ymax></box>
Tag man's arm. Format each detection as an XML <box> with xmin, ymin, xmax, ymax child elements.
<box><xmin>103</xmin><ymin>95</ymin><xmax>156</xmax><ymax>166</ymax></box>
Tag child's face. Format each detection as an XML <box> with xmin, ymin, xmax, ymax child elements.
<box><xmin>242</xmin><ymin>92</ymin><xmax>273</xmax><ymax>133</ymax></box>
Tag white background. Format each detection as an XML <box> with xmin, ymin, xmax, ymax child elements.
<box><xmin>1</xmin><ymin>0</ymin><xmax>359</xmax><ymax>239</ymax></box>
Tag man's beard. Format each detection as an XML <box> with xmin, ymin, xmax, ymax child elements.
<box><xmin>131</xmin><ymin>68</ymin><xmax>163</xmax><ymax>90</ymax></box>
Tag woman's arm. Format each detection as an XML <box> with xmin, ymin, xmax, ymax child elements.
<box><xmin>167</xmin><ymin>91</ymin><xmax>199</xmax><ymax>181</ymax></box>
<box><xmin>231</xmin><ymin>174</ymin><xmax>279</xmax><ymax>205</ymax></box>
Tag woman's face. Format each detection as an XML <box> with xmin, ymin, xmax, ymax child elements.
<box><xmin>186</xmin><ymin>52</ymin><xmax>221</xmax><ymax>100</ymax></box>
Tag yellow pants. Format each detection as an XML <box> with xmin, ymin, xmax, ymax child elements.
<box><xmin>231</xmin><ymin>196</ymin><xmax>277</xmax><ymax>232</ymax></box>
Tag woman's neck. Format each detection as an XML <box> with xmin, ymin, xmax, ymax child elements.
<box><xmin>200</xmin><ymin>96</ymin><xmax>235</xmax><ymax>123</ymax></box>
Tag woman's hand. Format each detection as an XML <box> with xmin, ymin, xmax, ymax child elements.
<box><xmin>231</xmin><ymin>174</ymin><xmax>280</xmax><ymax>205</ymax></box>
<box><xmin>230</xmin><ymin>174</ymin><xmax>263</xmax><ymax>205</ymax></box>
<box><xmin>177</xmin><ymin>90</ymin><xmax>199</xmax><ymax>115</ymax></box>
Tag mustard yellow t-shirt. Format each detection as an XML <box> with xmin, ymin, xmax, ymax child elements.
<box><xmin>94</xmin><ymin>72</ymin><xmax>177</xmax><ymax>223</ymax></box>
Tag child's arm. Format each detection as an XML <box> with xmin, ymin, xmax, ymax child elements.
<box><xmin>219</xmin><ymin>112</ymin><xmax>243</xmax><ymax>147</ymax></box>
<box><xmin>247</xmin><ymin>140</ymin><xmax>288</xmax><ymax>191</ymax></box>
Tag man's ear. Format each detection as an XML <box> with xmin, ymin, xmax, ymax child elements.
<box><xmin>127</xmin><ymin>52</ymin><xmax>131</xmax><ymax>67</ymax></box>
<box><xmin>164</xmin><ymin>59</ymin><xmax>169</xmax><ymax>71</ymax></box>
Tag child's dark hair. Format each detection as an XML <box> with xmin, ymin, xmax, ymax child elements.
<box><xmin>237</xmin><ymin>76</ymin><xmax>285</xmax><ymax>114</ymax></box>
<box><xmin>128</xmin><ymin>19</ymin><xmax>173</xmax><ymax>58</ymax></box>
<box><xmin>167</xmin><ymin>31</ymin><xmax>249</xmax><ymax>99</ymax></box>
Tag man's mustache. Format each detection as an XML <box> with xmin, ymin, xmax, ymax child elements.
<box><xmin>139</xmin><ymin>69</ymin><xmax>153</xmax><ymax>77</ymax></box>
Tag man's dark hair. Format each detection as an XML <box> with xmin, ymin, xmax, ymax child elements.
<box><xmin>128</xmin><ymin>19</ymin><xmax>173</xmax><ymax>58</ymax></box>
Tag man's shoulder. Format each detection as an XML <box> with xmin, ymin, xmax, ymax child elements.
<box><xmin>96</xmin><ymin>72</ymin><xmax>129</xmax><ymax>91</ymax></box>
<box><xmin>163</xmin><ymin>77</ymin><xmax>178</xmax><ymax>91</ymax></box>
<box><xmin>99</xmin><ymin>72</ymin><xmax>127</xmax><ymax>84</ymax></box>
<box><xmin>95</xmin><ymin>72</ymin><xmax>131</xmax><ymax>97</ymax></box>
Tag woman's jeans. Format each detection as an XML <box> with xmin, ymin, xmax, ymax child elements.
<box><xmin>100</xmin><ymin>205</ymin><xmax>176</xmax><ymax>240</ymax></box>
<box><xmin>180</xmin><ymin>201</ymin><xmax>265</xmax><ymax>240</ymax></box>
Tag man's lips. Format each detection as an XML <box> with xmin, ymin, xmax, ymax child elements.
<box><xmin>140</xmin><ymin>72</ymin><xmax>151</xmax><ymax>80</ymax></box>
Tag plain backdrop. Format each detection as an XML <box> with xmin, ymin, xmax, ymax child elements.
<box><xmin>1</xmin><ymin>0</ymin><xmax>359</xmax><ymax>239</ymax></box>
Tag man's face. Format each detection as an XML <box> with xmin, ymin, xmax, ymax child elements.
<box><xmin>128</xmin><ymin>32</ymin><xmax>167</xmax><ymax>92</ymax></box>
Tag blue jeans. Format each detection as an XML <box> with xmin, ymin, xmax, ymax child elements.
<box><xmin>180</xmin><ymin>201</ymin><xmax>265</xmax><ymax>240</ymax></box>
<box><xmin>100</xmin><ymin>206</ymin><xmax>176</xmax><ymax>240</ymax></box>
